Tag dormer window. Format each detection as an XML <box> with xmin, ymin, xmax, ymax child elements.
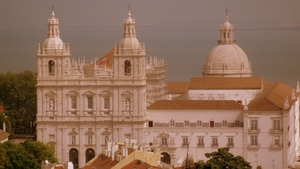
<box><xmin>48</xmin><ymin>60</ymin><xmax>55</xmax><ymax>75</ymax></box>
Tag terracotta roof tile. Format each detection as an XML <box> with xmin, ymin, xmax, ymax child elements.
<box><xmin>121</xmin><ymin>159</ymin><xmax>151</xmax><ymax>169</ymax></box>
<box><xmin>166</xmin><ymin>82</ymin><xmax>190</xmax><ymax>94</ymax></box>
<box><xmin>147</xmin><ymin>100</ymin><xmax>243</xmax><ymax>110</ymax></box>
<box><xmin>188</xmin><ymin>77</ymin><xmax>263</xmax><ymax>90</ymax></box>
<box><xmin>248</xmin><ymin>82</ymin><xmax>297</xmax><ymax>111</ymax></box>
<box><xmin>0</xmin><ymin>129</ymin><xmax>10</xmax><ymax>141</ymax></box>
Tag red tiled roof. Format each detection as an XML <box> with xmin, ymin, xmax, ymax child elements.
<box><xmin>248</xmin><ymin>82</ymin><xmax>297</xmax><ymax>111</ymax></box>
<box><xmin>166</xmin><ymin>82</ymin><xmax>190</xmax><ymax>94</ymax></box>
<box><xmin>82</xmin><ymin>154</ymin><xmax>115</xmax><ymax>169</ymax></box>
<box><xmin>54</xmin><ymin>166</ymin><xmax>63</xmax><ymax>169</ymax></box>
<box><xmin>0</xmin><ymin>129</ymin><xmax>10</xmax><ymax>141</ymax></box>
<box><xmin>97</xmin><ymin>49</ymin><xmax>114</xmax><ymax>67</ymax></box>
<box><xmin>188</xmin><ymin>77</ymin><xmax>263</xmax><ymax>90</ymax></box>
<box><xmin>147</xmin><ymin>100</ymin><xmax>243</xmax><ymax>110</ymax></box>
<box><xmin>121</xmin><ymin>159</ymin><xmax>151</xmax><ymax>169</ymax></box>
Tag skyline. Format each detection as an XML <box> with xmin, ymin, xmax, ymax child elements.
<box><xmin>0</xmin><ymin>1</ymin><xmax>300</xmax><ymax>87</ymax></box>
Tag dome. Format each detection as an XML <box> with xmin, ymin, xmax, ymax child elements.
<box><xmin>119</xmin><ymin>37</ymin><xmax>140</xmax><ymax>49</ymax></box>
<box><xmin>43</xmin><ymin>37</ymin><xmax>64</xmax><ymax>49</ymax></box>
<box><xmin>202</xmin><ymin>44</ymin><xmax>252</xmax><ymax>77</ymax></box>
<box><xmin>223</xmin><ymin>21</ymin><xmax>232</xmax><ymax>29</ymax></box>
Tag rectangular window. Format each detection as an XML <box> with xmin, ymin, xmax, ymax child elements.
<box><xmin>273</xmin><ymin>120</ymin><xmax>280</xmax><ymax>131</ymax></box>
<box><xmin>184</xmin><ymin>121</ymin><xmax>190</xmax><ymax>127</ymax></box>
<box><xmin>87</xmin><ymin>96</ymin><xmax>93</xmax><ymax>109</ymax></box>
<box><xmin>182</xmin><ymin>137</ymin><xmax>189</xmax><ymax>147</ymax></box>
<box><xmin>162</xmin><ymin>138</ymin><xmax>168</xmax><ymax>146</ymax></box>
<box><xmin>251</xmin><ymin>136</ymin><xmax>258</xmax><ymax>146</ymax></box>
<box><xmin>170</xmin><ymin>120</ymin><xmax>175</xmax><ymax>127</ymax></box>
<box><xmin>251</xmin><ymin>120</ymin><xmax>258</xmax><ymax>131</ymax></box>
<box><xmin>197</xmin><ymin>121</ymin><xmax>202</xmax><ymax>127</ymax></box>
<box><xmin>235</xmin><ymin>121</ymin><xmax>240</xmax><ymax>127</ymax></box>
<box><xmin>210</xmin><ymin>121</ymin><xmax>214</xmax><ymax>128</ymax></box>
<box><xmin>198</xmin><ymin>137</ymin><xmax>204</xmax><ymax>147</ymax></box>
<box><xmin>212</xmin><ymin>137</ymin><xmax>218</xmax><ymax>147</ymax></box>
<box><xmin>275</xmin><ymin>138</ymin><xmax>280</xmax><ymax>146</ymax></box>
<box><xmin>71</xmin><ymin>97</ymin><xmax>77</xmax><ymax>109</ymax></box>
<box><xmin>227</xmin><ymin>137</ymin><xmax>234</xmax><ymax>146</ymax></box>
<box><xmin>148</xmin><ymin>121</ymin><xmax>153</xmax><ymax>127</ymax></box>
<box><xmin>104</xmin><ymin>97</ymin><xmax>109</xmax><ymax>109</ymax></box>
<box><xmin>222</xmin><ymin>121</ymin><xmax>227</xmax><ymax>127</ymax></box>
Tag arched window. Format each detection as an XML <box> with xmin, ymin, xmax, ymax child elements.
<box><xmin>48</xmin><ymin>60</ymin><xmax>55</xmax><ymax>75</ymax></box>
<box><xmin>69</xmin><ymin>148</ymin><xmax>79</xmax><ymax>169</ymax></box>
<box><xmin>161</xmin><ymin>152</ymin><xmax>171</xmax><ymax>164</ymax></box>
<box><xmin>124</xmin><ymin>60</ymin><xmax>131</xmax><ymax>76</ymax></box>
<box><xmin>85</xmin><ymin>148</ymin><xmax>95</xmax><ymax>163</ymax></box>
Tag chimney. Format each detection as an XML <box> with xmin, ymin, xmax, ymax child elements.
<box><xmin>3</xmin><ymin>122</ymin><xmax>5</xmax><ymax>132</ymax></box>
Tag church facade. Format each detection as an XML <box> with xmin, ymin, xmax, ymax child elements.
<box><xmin>36</xmin><ymin>7</ymin><xmax>299</xmax><ymax>169</ymax></box>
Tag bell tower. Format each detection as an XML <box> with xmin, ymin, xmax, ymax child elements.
<box><xmin>112</xmin><ymin>5</ymin><xmax>146</xmax><ymax>82</ymax></box>
<box><xmin>36</xmin><ymin>6</ymin><xmax>71</xmax><ymax>79</ymax></box>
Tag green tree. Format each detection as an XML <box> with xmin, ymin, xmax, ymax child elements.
<box><xmin>182</xmin><ymin>153</ymin><xmax>196</xmax><ymax>169</ymax></box>
<box><xmin>21</xmin><ymin>139</ymin><xmax>57</xmax><ymax>164</ymax></box>
<box><xmin>0</xmin><ymin>70</ymin><xmax>37</xmax><ymax>135</ymax></box>
<box><xmin>0</xmin><ymin>140</ymin><xmax>57</xmax><ymax>169</ymax></box>
<box><xmin>195</xmin><ymin>147</ymin><xmax>252</xmax><ymax>169</ymax></box>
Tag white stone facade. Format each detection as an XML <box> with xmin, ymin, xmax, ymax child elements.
<box><xmin>36</xmin><ymin>7</ymin><xmax>299</xmax><ymax>169</ymax></box>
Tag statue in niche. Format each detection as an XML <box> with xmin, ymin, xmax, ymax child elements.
<box><xmin>72</xmin><ymin>136</ymin><xmax>76</xmax><ymax>144</ymax></box>
<box><xmin>49</xmin><ymin>99</ymin><xmax>54</xmax><ymax>110</ymax></box>
<box><xmin>124</xmin><ymin>60</ymin><xmax>131</xmax><ymax>75</ymax></box>
<box><xmin>125</xmin><ymin>98</ymin><xmax>130</xmax><ymax>110</ymax></box>
<box><xmin>88</xmin><ymin>136</ymin><xmax>92</xmax><ymax>144</ymax></box>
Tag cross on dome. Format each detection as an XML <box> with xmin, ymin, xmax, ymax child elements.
<box><xmin>128</xmin><ymin>4</ymin><xmax>131</xmax><ymax>18</ymax></box>
<box><xmin>225</xmin><ymin>8</ymin><xmax>229</xmax><ymax>22</ymax></box>
<box><xmin>51</xmin><ymin>5</ymin><xmax>55</xmax><ymax>17</ymax></box>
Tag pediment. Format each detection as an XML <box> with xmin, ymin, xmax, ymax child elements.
<box><xmin>68</xmin><ymin>131</ymin><xmax>78</xmax><ymax>135</ymax></box>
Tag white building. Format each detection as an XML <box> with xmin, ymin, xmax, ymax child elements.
<box><xmin>36</xmin><ymin>7</ymin><xmax>299</xmax><ymax>169</ymax></box>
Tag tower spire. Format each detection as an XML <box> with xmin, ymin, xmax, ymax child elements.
<box><xmin>128</xmin><ymin>4</ymin><xmax>131</xmax><ymax>18</ymax></box>
<box><xmin>51</xmin><ymin>5</ymin><xmax>55</xmax><ymax>18</ymax></box>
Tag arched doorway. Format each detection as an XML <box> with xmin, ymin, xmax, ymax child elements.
<box><xmin>86</xmin><ymin>148</ymin><xmax>95</xmax><ymax>163</ymax></box>
<box><xmin>161</xmin><ymin>152</ymin><xmax>170</xmax><ymax>164</ymax></box>
<box><xmin>69</xmin><ymin>148</ymin><xmax>79</xmax><ymax>168</ymax></box>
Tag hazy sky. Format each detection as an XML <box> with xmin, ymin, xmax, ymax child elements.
<box><xmin>0</xmin><ymin>1</ymin><xmax>300</xmax><ymax>86</ymax></box>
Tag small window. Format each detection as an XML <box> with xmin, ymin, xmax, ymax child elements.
<box><xmin>124</xmin><ymin>60</ymin><xmax>131</xmax><ymax>76</ymax></box>
<box><xmin>148</xmin><ymin>121</ymin><xmax>153</xmax><ymax>127</ymax></box>
<box><xmin>162</xmin><ymin>138</ymin><xmax>168</xmax><ymax>146</ymax></box>
<box><xmin>87</xmin><ymin>96</ymin><xmax>93</xmax><ymax>109</ymax></box>
<box><xmin>104</xmin><ymin>97</ymin><xmax>109</xmax><ymax>109</ymax></box>
<box><xmin>222</xmin><ymin>121</ymin><xmax>227</xmax><ymax>127</ymax></box>
<box><xmin>210</xmin><ymin>121</ymin><xmax>214</xmax><ymax>128</ymax></box>
<box><xmin>198</xmin><ymin>137</ymin><xmax>204</xmax><ymax>147</ymax></box>
<box><xmin>170</xmin><ymin>120</ymin><xmax>175</xmax><ymax>127</ymax></box>
<box><xmin>182</xmin><ymin>137</ymin><xmax>189</xmax><ymax>147</ymax></box>
<box><xmin>197</xmin><ymin>121</ymin><xmax>202</xmax><ymax>127</ymax></box>
<box><xmin>251</xmin><ymin>135</ymin><xmax>258</xmax><ymax>146</ymax></box>
<box><xmin>227</xmin><ymin>137</ymin><xmax>234</xmax><ymax>147</ymax></box>
<box><xmin>71</xmin><ymin>97</ymin><xmax>77</xmax><ymax>109</ymax></box>
<box><xmin>48</xmin><ymin>60</ymin><xmax>55</xmax><ymax>75</ymax></box>
<box><xmin>212</xmin><ymin>137</ymin><xmax>218</xmax><ymax>147</ymax></box>
<box><xmin>184</xmin><ymin>121</ymin><xmax>190</xmax><ymax>127</ymax></box>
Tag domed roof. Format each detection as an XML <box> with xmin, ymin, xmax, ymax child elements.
<box><xmin>119</xmin><ymin>37</ymin><xmax>140</xmax><ymax>49</ymax></box>
<box><xmin>43</xmin><ymin>37</ymin><xmax>64</xmax><ymax>49</ymax></box>
<box><xmin>202</xmin><ymin>44</ymin><xmax>252</xmax><ymax>77</ymax></box>
<box><xmin>202</xmin><ymin>9</ymin><xmax>252</xmax><ymax>77</ymax></box>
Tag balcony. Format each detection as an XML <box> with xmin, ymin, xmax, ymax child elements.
<box><xmin>181</xmin><ymin>143</ymin><xmax>189</xmax><ymax>148</ymax></box>
<box><xmin>248</xmin><ymin>128</ymin><xmax>260</xmax><ymax>134</ymax></box>
<box><xmin>197</xmin><ymin>143</ymin><xmax>205</xmax><ymax>148</ymax></box>
<box><xmin>269</xmin><ymin>143</ymin><xmax>283</xmax><ymax>149</ymax></box>
<box><xmin>211</xmin><ymin>143</ymin><xmax>219</xmax><ymax>148</ymax></box>
<box><xmin>226</xmin><ymin>143</ymin><xmax>234</xmax><ymax>148</ymax></box>
<box><xmin>247</xmin><ymin>144</ymin><xmax>260</xmax><ymax>149</ymax></box>
<box><xmin>269</xmin><ymin>128</ymin><xmax>283</xmax><ymax>134</ymax></box>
